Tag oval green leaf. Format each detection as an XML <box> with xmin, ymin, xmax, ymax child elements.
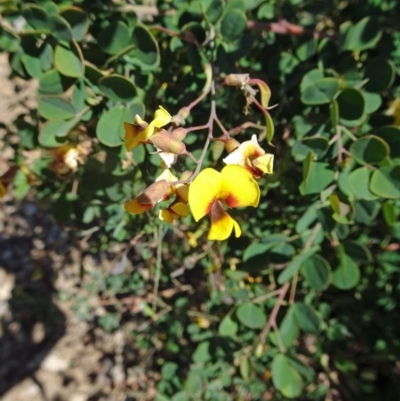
<box><xmin>0</xmin><ymin>26</ymin><xmax>20</xmax><ymax>52</ymax></box>
<box><xmin>370</xmin><ymin>165</ymin><xmax>400</xmax><ymax>199</ymax></box>
<box><xmin>332</xmin><ymin>254</ymin><xmax>360</xmax><ymax>290</ymax></box>
<box><xmin>39</xmin><ymin>119</ymin><xmax>78</xmax><ymax>147</ymax></box>
<box><xmin>350</xmin><ymin>135</ymin><xmax>389</xmax><ymax>165</ymax></box>
<box><xmin>236</xmin><ymin>302</ymin><xmax>266</xmax><ymax>329</ymax></box>
<box><xmin>54</xmin><ymin>40</ymin><xmax>84</xmax><ymax>77</ymax></box>
<box><xmin>293</xmin><ymin>303</ymin><xmax>321</xmax><ymax>333</ymax></box>
<box><xmin>22</xmin><ymin>4</ymin><xmax>50</xmax><ymax>30</ymax></box>
<box><xmin>221</xmin><ymin>9</ymin><xmax>247</xmax><ymax>42</ymax></box>
<box><xmin>301</xmin><ymin>78</ymin><xmax>339</xmax><ymax>105</ymax></box>
<box><xmin>50</xmin><ymin>14</ymin><xmax>73</xmax><ymax>42</ymax></box>
<box><xmin>61</xmin><ymin>7</ymin><xmax>89</xmax><ymax>41</ymax></box>
<box><xmin>272</xmin><ymin>354</ymin><xmax>303</xmax><ymax>399</ymax></box>
<box><xmin>97</xmin><ymin>21</ymin><xmax>131</xmax><ymax>55</ymax></box>
<box><xmin>38</xmin><ymin>95</ymin><xmax>76</xmax><ymax>121</ymax></box>
<box><xmin>96</xmin><ymin>106</ymin><xmax>132</xmax><ymax>147</ymax></box>
<box><xmin>98</xmin><ymin>74</ymin><xmax>137</xmax><ymax>102</ymax></box>
<box><xmin>348</xmin><ymin>167</ymin><xmax>378</xmax><ymax>200</ymax></box>
<box><xmin>130</xmin><ymin>24</ymin><xmax>160</xmax><ymax>68</ymax></box>
<box><xmin>302</xmin><ymin>254</ymin><xmax>331</xmax><ymax>290</ymax></box>
<box><xmin>39</xmin><ymin>69</ymin><xmax>76</xmax><ymax>94</ymax></box>
<box><xmin>337</xmin><ymin>88</ymin><xmax>365</xmax><ymax>127</ymax></box>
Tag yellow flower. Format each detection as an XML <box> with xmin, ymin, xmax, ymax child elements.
<box><xmin>188</xmin><ymin>165</ymin><xmax>260</xmax><ymax>241</ymax></box>
<box><xmin>124</xmin><ymin>106</ymin><xmax>171</xmax><ymax>151</ymax></box>
<box><xmin>223</xmin><ymin>135</ymin><xmax>274</xmax><ymax>178</ymax></box>
<box><xmin>125</xmin><ymin>169</ymin><xmax>189</xmax><ymax>223</ymax></box>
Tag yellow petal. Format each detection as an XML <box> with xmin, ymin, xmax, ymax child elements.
<box><xmin>170</xmin><ymin>201</ymin><xmax>188</xmax><ymax>217</ymax></box>
<box><xmin>208</xmin><ymin>201</ymin><xmax>241</xmax><ymax>241</ymax></box>
<box><xmin>124</xmin><ymin>122</ymin><xmax>150</xmax><ymax>151</ymax></box>
<box><xmin>153</xmin><ymin>106</ymin><xmax>171</xmax><ymax>128</ymax></box>
<box><xmin>219</xmin><ymin>165</ymin><xmax>260</xmax><ymax>208</ymax></box>
<box><xmin>0</xmin><ymin>181</ymin><xmax>7</xmax><ymax>198</ymax></box>
<box><xmin>223</xmin><ymin>135</ymin><xmax>264</xmax><ymax>166</ymax></box>
<box><xmin>159</xmin><ymin>208</ymin><xmax>177</xmax><ymax>223</ymax></box>
<box><xmin>252</xmin><ymin>153</ymin><xmax>274</xmax><ymax>175</ymax></box>
<box><xmin>188</xmin><ymin>168</ymin><xmax>222</xmax><ymax>221</ymax></box>
<box><xmin>124</xmin><ymin>198</ymin><xmax>152</xmax><ymax>214</ymax></box>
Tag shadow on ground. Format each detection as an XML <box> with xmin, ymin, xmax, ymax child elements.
<box><xmin>0</xmin><ymin>200</ymin><xmax>67</xmax><ymax>397</ymax></box>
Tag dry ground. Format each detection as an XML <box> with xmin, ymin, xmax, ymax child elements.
<box><xmin>0</xmin><ymin>54</ymin><xmax>154</xmax><ymax>401</ymax></box>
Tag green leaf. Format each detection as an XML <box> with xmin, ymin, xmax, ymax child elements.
<box><xmin>299</xmin><ymin>162</ymin><xmax>335</xmax><ymax>195</ymax></box>
<box><xmin>221</xmin><ymin>9</ymin><xmax>247</xmax><ymax>42</ymax></box>
<box><xmin>236</xmin><ymin>302</ymin><xmax>266</xmax><ymax>329</ymax></box>
<box><xmin>98</xmin><ymin>74</ymin><xmax>137</xmax><ymax>102</ymax></box>
<box><xmin>38</xmin><ymin>95</ymin><xmax>76</xmax><ymax>121</ymax></box>
<box><xmin>0</xmin><ymin>26</ymin><xmax>20</xmax><ymax>52</ymax></box>
<box><xmin>22</xmin><ymin>4</ymin><xmax>50</xmax><ymax>30</ymax></box>
<box><xmin>382</xmin><ymin>201</ymin><xmax>397</xmax><ymax>227</ymax></box>
<box><xmin>363</xmin><ymin>91</ymin><xmax>382</xmax><ymax>114</ymax></box>
<box><xmin>301</xmin><ymin>78</ymin><xmax>339</xmax><ymax>105</ymax></box>
<box><xmin>364</xmin><ymin>57</ymin><xmax>396</xmax><ymax>93</ymax></box>
<box><xmin>61</xmin><ymin>7</ymin><xmax>89</xmax><ymax>41</ymax></box>
<box><xmin>350</xmin><ymin>135</ymin><xmax>389</xmax><ymax>165</ymax></box>
<box><xmin>292</xmin><ymin>137</ymin><xmax>329</xmax><ymax>162</ymax></box>
<box><xmin>293</xmin><ymin>303</ymin><xmax>320</xmax><ymax>333</ymax></box>
<box><xmin>54</xmin><ymin>40</ymin><xmax>84</xmax><ymax>78</ymax></box>
<box><xmin>300</xmin><ymin>69</ymin><xmax>324</xmax><ymax>92</ymax></box>
<box><xmin>218</xmin><ymin>314</ymin><xmax>238</xmax><ymax>337</ymax></box>
<box><xmin>50</xmin><ymin>14</ymin><xmax>73</xmax><ymax>42</ymax></box>
<box><xmin>184</xmin><ymin>374</ymin><xmax>202</xmax><ymax>395</ymax></box>
<box><xmin>370</xmin><ymin>165</ymin><xmax>400</xmax><ymax>199</ymax></box>
<box><xmin>278</xmin><ymin>307</ymin><xmax>300</xmax><ymax>348</ymax></box>
<box><xmin>84</xmin><ymin>63</ymin><xmax>104</xmax><ymax>86</ymax></box>
<box><xmin>206</xmin><ymin>0</ymin><xmax>224</xmax><ymax>23</ymax></box>
<box><xmin>96</xmin><ymin>106</ymin><xmax>132</xmax><ymax>147</ymax></box>
<box><xmin>38</xmin><ymin>119</ymin><xmax>78</xmax><ymax>147</ymax></box>
<box><xmin>277</xmin><ymin>245</ymin><xmax>319</xmax><ymax>284</ymax></box>
<box><xmin>265</xmin><ymin>110</ymin><xmax>275</xmax><ymax>144</ymax></box>
<box><xmin>348</xmin><ymin>167</ymin><xmax>378</xmax><ymax>200</ymax></box>
<box><xmin>340</xmin><ymin>17</ymin><xmax>381</xmax><ymax>51</ymax></box>
<box><xmin>39</xmin><ymin>69</ymin><xmax>76</xmax><ymax>94</ymax></box>
<box><xmin>337</xmin><ymin>88</ymin><xmax>366</xmax><ymax>127</ymax></box>
<box><xmin>302</xmin><ymin>254</ymin><xmax>331</xmax><ymax>290</ymax></box>
<box><xmin>375</xmin><ymin>126</ymin><xmax>400</xmax><ymax>158</ymax></box>
<box><xmin>97</xmin><ymin>21</ymin><xmax>130</xmax><ymax>55</ymax></box>
<box><xmin>332</xmin><ymin>251</ymin><xmax>360</xmax><ymax>290</ymax></box>
<box><xmin>272</xmin><ymin>354</ymin><xmax>303</xmax><ymax>398</ymax></box>
<box><xmin>129</xmin><ymin>24</ymin><xmax>160</xmax><ymax>69</ymax></box>
<box><xmin>342</xmin><ymin>241</ymin><xmax>372</xmax><ymax>263</ymax></box>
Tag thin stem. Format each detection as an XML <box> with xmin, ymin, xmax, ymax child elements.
<box><xmin>152</xmin><ymin>225</ymin><xmax>166</xmax><ymax>310</ymax></box>
<box><xmin>103</xmin><ymin>44</ymin><xmax>136</xmax><ymax>67</ymax></box>
<box><xmin>258</xmin><ymin>282</ymin><xmax>290</xmax><ymax>344</ymax></box>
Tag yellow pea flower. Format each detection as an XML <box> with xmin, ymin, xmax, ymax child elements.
<box><xmin>0</xmin><ymin>181</ymin><xmax>7</xmax><ymax>198</ymax></box>
<box><xmin>124</xmin><ymin>106</ymin><xmax>171</xmax><ymax>151</ymax></box>
<box><xmin>125</xmin><ymin>169</ymin><xmax>189</xmax><ymax>222</ymax></box>
<box><xmin>188</xmin><ymin>165</ymin><xmax>260</xmax><ymax>241</ymax></box>
<box><xmin>223</xmin><ymin>134</ymin><xmax>274</xmax><ymax>178</ymax></box>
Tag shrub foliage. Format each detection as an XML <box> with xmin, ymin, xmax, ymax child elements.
<box><xmin>1</xmin><ymin>0</ymin><xmax>400</xmax><ymax>399</ymax></box>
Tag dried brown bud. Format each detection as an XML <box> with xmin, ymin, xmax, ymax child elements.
<box><xmin>224</xmin><ymin>74</ymin><xmax>250</xmax><ymax>88</ymax></box>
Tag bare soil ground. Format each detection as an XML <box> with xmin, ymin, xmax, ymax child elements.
<box><xmin>0</xmin><ymin>54</ymin><xmax>154</xmax><ymax>401</ymax></box>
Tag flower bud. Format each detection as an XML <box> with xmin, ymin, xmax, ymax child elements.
<box><xmin>225</xmin><ymin>138</ymin><xmax>240</xmax><ymax>154</ymax></box>
<box><xmin>138</xmin><ymin>180</ymin><xmax>170</xmax><ymax>205</ymax></box>
<box><xmin>171</xmin><ymin>127</ymin><xmax>187</xmax><ymax>141</ymax></box>
<box><xmin>150</xmin><ymin>130</ymin><xmax>186</xmax><ymax>155</ymax></box>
